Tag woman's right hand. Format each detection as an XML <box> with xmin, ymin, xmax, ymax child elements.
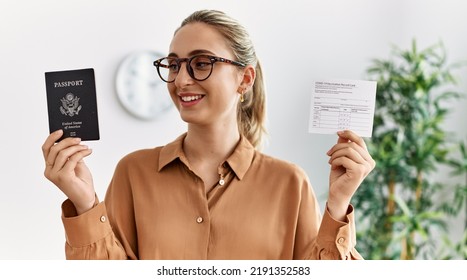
<box><xmin>42</xmin><ymin>129</ymin><xmax>96</xmax><ymax>215</ymax></box>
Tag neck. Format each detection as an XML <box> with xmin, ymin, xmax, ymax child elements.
<box><xmin>184</xmin><ymin>122</ymin><xmax>240</xmax><ymax>165</ymax></box>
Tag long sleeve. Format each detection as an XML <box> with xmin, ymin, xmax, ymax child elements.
<box><xmin>291</xmin><ymin>170</ymin><xmax>362</xmax><ymax>260</ymax></box>
<box><xmin>61</xmin><ymin>153</ymin><xmax>139</xmax><ymax>260</ymax></box>
<box><xmin>313</xmin><ymin>205</ymin><xmax>363</xmax><ymax>260</ymax></box>
<box><xmin>62</xmin><ymin>150</ymin><xmax>138</xmax><ymax>259</ymax></box>
<box><xmin>61</xmin><ymin>199</ymin><xmax>127</xmax><ymax>259</ymax></box>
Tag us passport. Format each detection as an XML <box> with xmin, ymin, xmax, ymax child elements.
<box><xmin>45</xmin><ymin>68</ymin><xmax>100</xmax><ymax>141</ymax></box>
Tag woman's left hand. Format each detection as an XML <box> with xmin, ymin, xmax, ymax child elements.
<box><xmin>326</xmin><ymin>130</ymin><xmax>375</xmax><ymax>221</ymax></box>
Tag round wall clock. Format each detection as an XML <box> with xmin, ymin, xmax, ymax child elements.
<box><xmin>115</xmin><ymin>50</ymin><xmax>173</xmax><ymax>120</ymax></box>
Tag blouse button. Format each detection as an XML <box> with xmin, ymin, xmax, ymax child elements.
<box><xmin>196</xmin><ymin>216</ymin><xmax>204</xmax><ymax>224</ymax></box>
<box><xmin>337</xmin><ymin>237</ymin><xmax>345</xmax><ymax>244</ymax></box>
<box><xmin>100</xmin><ymin>216</ymin><xmax>107</xmax><ymax>223</ymax></box>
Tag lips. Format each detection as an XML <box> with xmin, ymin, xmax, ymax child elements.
<box><xmin>178</xmin><ymin>93</ymin><xmax>205</xmax><ymax>107</ymax></box>
<box><xmin>180</xmin><ymin>95</ymin><xmax>203</xmax><ymax>102</ymax></box>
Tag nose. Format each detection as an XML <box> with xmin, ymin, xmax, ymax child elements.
<box><xmin>174</xmin><ymin>60</ymin><xmax>193</xmax><ymax>87</ymax></box>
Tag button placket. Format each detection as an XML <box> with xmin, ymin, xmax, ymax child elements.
<box><xmin>217</xmin><ymin>163</ymin><xmax>230</xmax><ymax>187</ymax></box>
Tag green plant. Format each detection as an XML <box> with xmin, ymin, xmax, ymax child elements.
<box><xmin>353</xmin><ymin>39</ymin><xmax>466</xmax><ymax>259</ymax></box>
<box><xmin>438</xmin><ymin>141</ymin><xmax>467</xmax><ymax>259</ymax></box>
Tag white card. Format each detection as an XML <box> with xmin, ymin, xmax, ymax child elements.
<box><xmin>308</xmin><ymin>79</ymin><xmax>377</xmax><ymax>137</ymax></box>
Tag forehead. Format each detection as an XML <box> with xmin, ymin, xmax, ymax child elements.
<box><xmin>169</xmin><ymin>22</ymin><xmax>233</xmax><ymax>58</ymax></box>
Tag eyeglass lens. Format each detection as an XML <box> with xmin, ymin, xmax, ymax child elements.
<box><xmin>157</xmin><ymin>56</ymin><xmax>214</xmax><ymax>82</ymax></box>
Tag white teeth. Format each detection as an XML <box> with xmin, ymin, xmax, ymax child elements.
<box><xmin>181</xmin><ymin>95</ymin><xmax>203</xmax><ymax>102</ymax></box>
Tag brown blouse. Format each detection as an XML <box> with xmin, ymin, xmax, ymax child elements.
<box><xmin>61</xmin><ymin>133</ymin><xmax>362</xmax><ymax>260</ymax></box>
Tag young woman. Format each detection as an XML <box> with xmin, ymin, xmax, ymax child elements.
<box><xmin>42</xmin><ymin>9</ymin><xmax>375</xmax><ymax>260</ymax></box>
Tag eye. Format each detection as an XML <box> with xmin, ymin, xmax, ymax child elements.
<box><xmin>167</xmin><ymin>60</ymin><xmax>179</xmax><ymax>73</ymax></box>
<box><xmin>191</xmin><ymin>56</ymin><xmax>212</xmax><ymax>71</ymax></box>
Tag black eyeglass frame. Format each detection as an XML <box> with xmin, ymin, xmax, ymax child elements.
<box><xmin>153</xmin><ymin>55</ymin><xmax>246</xmax><ymax>83</ymax></box>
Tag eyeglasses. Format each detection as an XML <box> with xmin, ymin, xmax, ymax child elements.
<box><xmin>153</xmin><ymin>54</ymin><xmax>246</xmax><ymax>83</ymax></box>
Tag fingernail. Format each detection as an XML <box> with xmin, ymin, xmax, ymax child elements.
<box><xmin>326</xmin><ymin>149</ymin><xmax>332</xmax><ymax>155</ymax></box>
<box><xmin>337</xmin><ymin>131</ymin><xmax>344</xmax><ymax>135</ymax></box>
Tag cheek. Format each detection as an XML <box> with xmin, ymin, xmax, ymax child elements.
<box><xmin>210</xmin><ymin>68</ymin><xmax>243</xmax><ymax>95</ymax></box>
<box><xmin>167</xmin><ymin>84</ymin><xmax>180</xmax><ymax>109</ymax></box>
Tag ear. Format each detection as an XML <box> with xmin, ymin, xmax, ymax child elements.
<box><xmin>238</xmin><ymin>64</ymin><xmax>256</xmax><ymax>92</ymax></box>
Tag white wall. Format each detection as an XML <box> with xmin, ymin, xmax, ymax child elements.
<box><xmin>0</xmin><ymin>0</ymin><xmax>466</xmax><ymax>259</ymax></box>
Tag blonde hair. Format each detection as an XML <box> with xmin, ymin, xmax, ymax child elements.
<box><xmin>177</xmin><ymin>10</ymin><xmax>267</xmax><ymax>149</ymax></box>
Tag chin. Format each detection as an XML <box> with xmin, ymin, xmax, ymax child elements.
<box><xmin>179</xmin><ymin>111</ymin><xmax>201</xmax><ymax>124</ymax></box>
<box><xmin>180</xmin><ymin>112</ymin><xmax>214</xmax><ymax>127</ymax></box>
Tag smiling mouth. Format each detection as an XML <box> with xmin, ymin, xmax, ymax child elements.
<box><xmin>180</xmin><ymin>95</ymin><xmax>204</xmax><ymax>102</ymax></box>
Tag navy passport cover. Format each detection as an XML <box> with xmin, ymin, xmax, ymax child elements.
<box><xmin>45</xmin><ymin>68</ymin><xmax>100</xmax><ymax>141</ymax></box>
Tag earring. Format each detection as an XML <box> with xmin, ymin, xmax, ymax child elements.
<box><xmin>240</xmin><ymin>87</ymin><xmax>247</xmax><ymax>103</ymax></box>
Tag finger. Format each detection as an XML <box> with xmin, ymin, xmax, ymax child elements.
<box><xmin>61</xmin><ymin>148</ymin><xmax>93</xmax><ymax>174</ymax></box>
<box><xmin>41</xmin><ymin>130</ymin><xmax>64</xmax><ymax>160</ymax></box>
<box><xmin>330</xmin><ymin>156</ymin><xmax>354</xmax><ymax>170</ymax></box>
<box><xmin>330</xmin><ymin>156</ymin><xmax>371</xmax><ymax>177</ymax></box>
<box><xmin>46</xmin><ymin>137</ymin><xmax>82</xmax><ymax>167</ymax></box>
<box><xmin>52</xmin><ymin>144</ymin><xmax>91</xmax><ymax>172</ymax></box>
<box><xmin>329</xmin><ymin>131</ymin><xmax>369</xmax><ymax>154</ymax></box>
<box><xmin>328</xmin><ymin>142</ymin><xmax>376</xmax><ymax>175</ymax></box>
<box><xmin>328</xmin><ymin>146</ymin><xmax>366</xmax><ymax>165</ymax></box>
<box><xmin>336</xmin><ymin>130</ymin><xmax>368</xmax><ymax>149</ymax></box>
<box><xmin>329</xmin><ymin>141</ymin><xmax>372</xmax><ymax>162</ymax></box>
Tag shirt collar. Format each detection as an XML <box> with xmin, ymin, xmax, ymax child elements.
<box><xmin>158</xmin><ymin>133</ymin><xmax>255</xmax><ymax>180</ymax></box>
<box><xmin>158</xmin><ymin>133</ymin><xmax>187</xmax><ymax>172</ymax></box>
<box><xmin>224</xmin><ymin>135</ymin><xmax>255</xmax><ymax>180</ymax></box>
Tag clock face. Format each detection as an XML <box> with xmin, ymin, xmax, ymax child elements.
<box><xmin>115</xmin><ymin>50</ymin><xmax>173</xmax><ymax>120</ymax></box>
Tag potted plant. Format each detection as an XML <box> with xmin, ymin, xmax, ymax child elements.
<box><xmin>353</xmin><ymin>39</ymin><xmax>466</xmax><ymax>259</ymax></box>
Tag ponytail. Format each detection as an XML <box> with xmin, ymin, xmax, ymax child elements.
<box><xmin>238</xmin><ymin>60</ymin><xmax>267</xmax><ymax>149</ymax></box>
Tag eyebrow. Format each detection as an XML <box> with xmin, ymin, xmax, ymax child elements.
<box><xmin>168</xmin><ymin>49</ymin><xmax>216</xmax><ymax>58</ymax></box>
